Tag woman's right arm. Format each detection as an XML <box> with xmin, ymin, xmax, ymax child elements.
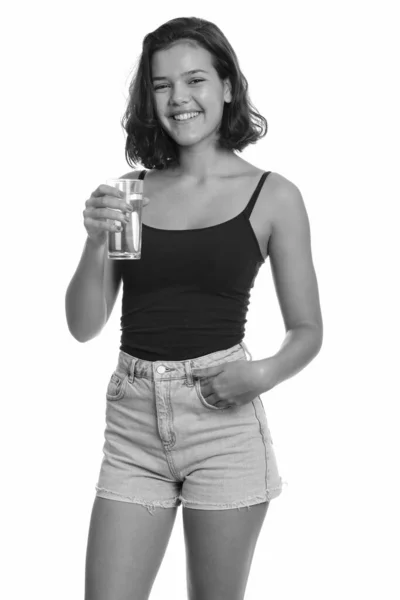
<box><xmin>65</xmin><ymin>171</ymin><xmax>145</xmax><ymax>342</ymax></box>
<box><xmin>65</xmin><ymin>236</ymin><xmax>121</xmax><ymax>342</ymax></box>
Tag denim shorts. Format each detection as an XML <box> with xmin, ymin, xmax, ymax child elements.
<box><xmin>95</xmin><ymin>341</ymin><xmax>285</xmax><ymax>515</ymax></box>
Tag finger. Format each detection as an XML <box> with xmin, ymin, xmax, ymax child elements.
<box><xmin>87</xmin><ymin>193</ymin><xmax>131</xmax><ymax>210</ymax></box>
<box><xmin>84</xmin><ymin>215</ymin><xmax>121</xmax><ymax>232</ymax></box>
<box><xmin>87</xmin><ymin>192</ymin><xmax>149</xmax><ymax>210</ymax></box>
<box><xmin>86</xmin><ymin>206</ymin><xmax>129</xmax><ymax>221</ymax></box>
<box><xmin>91</xmin><ymin>184</ymin><xmax>124</xmax><ymax>198</ymax></box>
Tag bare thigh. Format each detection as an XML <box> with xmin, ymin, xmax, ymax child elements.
<box><xmin>85</xmin><ymin>496</ymin><xmax>178</xmax><ymax>600</ymax></box>
<box><xmin>183</xmin><ymin>502</ymin><xmax>269</xmax><ymax>600</ymax></box>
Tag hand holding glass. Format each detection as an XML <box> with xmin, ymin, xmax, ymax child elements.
<box><xmin>106</xmin><ymin>179</ymin><xmax>144</xmax><ymax>259</ymax></box>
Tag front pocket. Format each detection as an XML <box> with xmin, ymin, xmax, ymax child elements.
<box><xmin>106</xmin><ymin>371</ymin><xmax>128</xmax><ymax>402</ymax></box>
<box><xmin>194</xmin><ymin>379</ymin><xmax>227</xmax><ymax>411</ymax></box>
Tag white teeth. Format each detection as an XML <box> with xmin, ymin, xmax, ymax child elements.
<box><xmin>173</xmin><ymin>112</ymin><xmax>200</xmax><ymax>121</ymax></box>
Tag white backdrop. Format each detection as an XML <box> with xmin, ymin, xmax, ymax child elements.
<box><xmin>2</xmin><ymin>1</ymin><xmax>399</xmax><ymax>598</ymax></box>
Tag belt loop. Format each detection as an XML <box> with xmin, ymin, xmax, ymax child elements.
<box><xmin>184</xmin><ymin>360</ymin><xmax>194</xmax><ymax>387</ymax></box>
<box><xmin>128</xmin><ymin>357</ymin><xmax>139</xmax><ymax>383</ymax></box>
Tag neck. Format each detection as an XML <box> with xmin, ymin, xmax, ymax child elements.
<box><xmin>171</xmin><ymin>145</ymin><xmax>238</xmax><ymax>184</ymax></box>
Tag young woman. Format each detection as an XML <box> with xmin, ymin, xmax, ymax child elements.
<box><xmin>66</xmin><ymin>16</ymin><xmax>323</xmax><ymax>600</ymax></box>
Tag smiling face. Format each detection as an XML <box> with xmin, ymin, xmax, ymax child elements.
<box><xmin>151</xmin><ymin>41</ymin><xmax>232</xmax><ymax>148</ymax></box>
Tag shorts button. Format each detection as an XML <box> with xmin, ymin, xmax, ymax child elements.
<box><xmin>157</xmin><ymin>365</ymin><xmax>166</xmax><ymax>374</ymax></box>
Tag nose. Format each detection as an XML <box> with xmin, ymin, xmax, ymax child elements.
<box><xmin>169</xmin><ymin>82</ymin><xmax>191</xmax><ymax>106</ymax></box>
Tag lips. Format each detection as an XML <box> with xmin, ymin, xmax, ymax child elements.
<box><xmin>170</xmin><ymin>112</ymin><xmax>202</xmax><ymax>124</ymax></box>
<box><xmin>170</xmin><ymin>110</ymin><xmax>202</xmax><ymax>117</ymax></box>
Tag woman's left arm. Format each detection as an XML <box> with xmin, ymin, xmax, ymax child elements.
<box><xmin>254</xmin><ymin>176</ymin><xmax>323</xmax><ymax>392</ymax></box>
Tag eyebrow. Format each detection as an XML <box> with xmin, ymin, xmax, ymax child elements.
<box><xmin>152</xmin><ymin>69</ymin><xmax>208</xmax><ymax>82</ymax></box>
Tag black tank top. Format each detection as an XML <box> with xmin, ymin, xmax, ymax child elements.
<box><xmin>119</xmin><ymin>170</ymin><xmax>271</xmax><ymax>361</ymax></box>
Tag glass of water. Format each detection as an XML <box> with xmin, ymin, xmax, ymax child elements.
<box><xmin>106</xmin><ymin>179</ymin><xmax>144</xmax><ymax>259</ymax></box>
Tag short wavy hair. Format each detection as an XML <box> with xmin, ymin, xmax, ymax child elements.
<box><xmin>121</xmin><ymin>17</ymin><xmax>268</xmax><ymax>170</ymax></box>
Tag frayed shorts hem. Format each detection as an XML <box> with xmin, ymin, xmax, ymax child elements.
<box><xmin>181</xmin><ymin>484</ymin><xmax>285</xmax><ymax>511</ymax></box>
<box><xmin>95</xmin><ymin>486</ymin><xmax>180</xmax><ymax>515</ymax></box>
<box><xmin>95</xmin><ymin>483</ymin><xmax>287</xmax><ymax>515</ymax></box>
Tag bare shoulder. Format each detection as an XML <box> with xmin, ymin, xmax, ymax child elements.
<box><xmin>264</xmin><ymin>172</ymin><xmax>308</xmax><ymax>227</ymax></box>
<box><xmin>119</xmin><ymin>168</ymin><xmax>145</xmax><ymax>179</ymax></box>
<box><xmin>265</xmin><ymin>171</ymin><xmax>301</xmax><ymax>199</ymax></box>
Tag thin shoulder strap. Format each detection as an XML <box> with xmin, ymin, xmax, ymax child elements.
<box><xmin>138</xmin><ymin>170</ymin><xmax>147</xmax><ymax>180</ymax></box>
<box><xmin>243</xmin><ymin>172</ymin><xmax>271</xmax><ymax>219</ymax></box>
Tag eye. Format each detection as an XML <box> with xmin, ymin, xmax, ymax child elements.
<box><xmin>153</xmin><ymin>78</ymin><xmax>205</xmax><ymax>91</ymax></box>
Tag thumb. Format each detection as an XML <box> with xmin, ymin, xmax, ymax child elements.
<box><xmin>192</xmin><ymin>368</ymin><xmax>205</xmax><ymax>378</ymax></box>
<box><xmin>193</xmin><ymin>365</ymin><xmax>223</xmax><ymax>378</ymax></box>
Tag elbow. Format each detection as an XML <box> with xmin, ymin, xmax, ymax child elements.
<box><xmin>310</xmin><ymin>322</ymin><xmax>323</xmax><ymax>355</ymax></box>
<box><xmin>72</xmin><ymin>331</ymin><xmax>90</xmax><ymax>344</ymax></box>
<box><xmin>294</xmin><ymin>321</ymin><xmax>323</xmax><ymax>354</ymax></box>
<box><xmin>65</xmin><ymin>292</ymin><xmax>105</xmax><ymax>343</ymax></box>
<box><xmin>66</xmin><ymin>319</ymin><xmax>90</xmax><ymax>343</ymax></box>
<box><xmin>65</xmin><ymin>312</ymin><xmax>99</xmax><ymax>343</ymax></box>
<box><xmin>66</xmin><ymin>319</ymin><xmax>102</xmax><ymax>343</ymax></box>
